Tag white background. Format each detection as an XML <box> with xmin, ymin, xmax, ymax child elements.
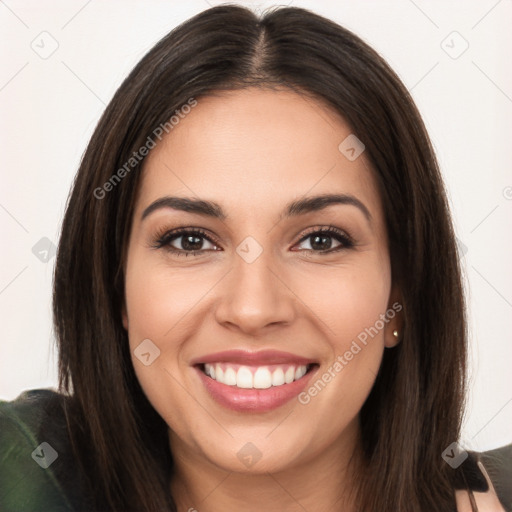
<box><xmin>1</xmin><ymin>0</ymin><xmax>511</xmax><ymax>453</ymax></box>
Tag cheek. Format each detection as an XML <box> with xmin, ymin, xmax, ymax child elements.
<box><xmin>294</xmin><ymin>255</ymin><xmax>390</xmax><ymax>414</ymax></box>
<box><xmin>123</xmin><ymin>250</ymin><xmax>220</xmax><ymax>426</ymax></box>
<box><xmin>124</xmin><ymin>253</ymin><xmax>212</xmax><ymax>347</ymax></box>
<box><xmin>296</xmin><ymin>254</ymin><xmax>391</xmax><ymax>349</ymax></box>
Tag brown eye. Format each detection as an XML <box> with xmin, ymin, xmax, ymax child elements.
<box><xmin>153</xmin><ymin>229</ymin><xmax>219</xmax><ymax>257</ymax></box>
<box><xmin>294</xmin><ymin>227</ymin><xmax>354</xmax><ymax>253</ymax></box>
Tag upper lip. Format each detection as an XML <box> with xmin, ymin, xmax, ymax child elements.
<box><xmin>190</xmin><ymin>349</ymin><xmax>317</xmax><ymax>366</ymax></box>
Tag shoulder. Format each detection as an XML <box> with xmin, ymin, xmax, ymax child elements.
<box><xmin>0</xmin><ymin>389</ymin><xmax>85</xmax><ymax>512</ymax></box>
<box><xmin>454</xmin><ymin>444</ymin><xmax>512</xmax><ymax>512</ymax></box>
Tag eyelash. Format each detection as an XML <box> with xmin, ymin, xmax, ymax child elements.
<box><xmin>151</xmin><ymin>226</ymin><xmax>355</xmax><ymax>257</ymax></box>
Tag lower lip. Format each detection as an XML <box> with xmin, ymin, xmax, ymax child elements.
<box><xmin>195</xmin><ymin>365</ymin><xmax>317</xmax><ymax>412</ymax></box>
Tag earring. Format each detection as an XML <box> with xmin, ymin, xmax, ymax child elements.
<box><xmin>393</xmin><ymin>330</ymin><xmax>399</xmax><ymax>338</ymax></box>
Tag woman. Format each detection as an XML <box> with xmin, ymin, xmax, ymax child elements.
<box><xmin>0</xmin><ymin>5</ymin><xmax>510</xmax><ymax>512</ymax></box>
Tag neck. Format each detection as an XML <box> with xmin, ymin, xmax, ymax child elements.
<box><xmin>169</xmin><ymin>418</ymin><xmax>364</xmax><ymax>512</ymax></box>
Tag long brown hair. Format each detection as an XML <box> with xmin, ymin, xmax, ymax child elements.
<box><xmin>53</xmin><ymin>5</ymin><xmax>468</xmax><ymax>511</ymax></box>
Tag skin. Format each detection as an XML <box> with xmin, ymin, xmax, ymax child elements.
<box><xmin>122</xmin><ymin>87</ymin><xmax>403</xmax><ymax>512</ymax></box>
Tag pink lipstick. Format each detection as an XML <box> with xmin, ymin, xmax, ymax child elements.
<box><xmin>191</xmin><ymin>350</ymin><xmax>318</xmax><ymax>412</ymax></box>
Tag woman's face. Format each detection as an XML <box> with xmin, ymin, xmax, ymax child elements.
<box><xmin>122</xmin><ymin>87</ymin><xmax>401</xmax><ymax>474</ymax></box>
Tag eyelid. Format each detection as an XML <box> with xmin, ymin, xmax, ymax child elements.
<box><xmin>297</xmin><ymin>225</ymin><xmax>353</xmax><ymax>242</ymax></box>
<box><xmin>151</xmin><ymin>226</ymin><xmax>220</xmax><ymax>250</ymax></box>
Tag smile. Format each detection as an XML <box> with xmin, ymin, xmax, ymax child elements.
<box><xmin>191</xmin><ymin>350</ymin><xmax>319</xmax><ymax>412</ymax></box>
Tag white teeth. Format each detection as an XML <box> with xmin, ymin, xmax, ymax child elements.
<box><xmin>224</xmin><ymin>367</ymin><xmax>237</xmax><ymax>386</ymax></box>
<box><xmin>236</xmin><ymin>366</ymin><xmax>253</xmax><ymax>388</ymax></box>
<box><xmin>203</xmin><ymin>363</ymin><xmax>309</xmax><ymax>389</ymax></box>
<box><xmin>295</xmin><ymin>366</ymin><xmax>307</xmax><ymax>380</ymax></box>
<box><xmin>205</xmin><ymin>363</ymin><xmax>216</xmax><ymax>380</ymax></box>
<box><xmin>215</xmin><ymin>364</ymin><xmax>224</xmax><ymax>383</ymax></box>
<box><xmin>253</xmin><ymin>367</ymin><xmax>272</xmax><ymax>389</ymax></box>
<box><xmin>284</xmin><ymin>367</ymin><xmax>295</xmax><ymax>384</ymax></box>
<box><xmin>271</xmin><ymin>367</ymin><xmax>285</xmax><ymax>386</ymax></box>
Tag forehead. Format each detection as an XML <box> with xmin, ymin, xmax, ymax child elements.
<box><xmin>136</xmin><ymin>87</ymin><xmax>383</xmax><ymax>223</ymax></box>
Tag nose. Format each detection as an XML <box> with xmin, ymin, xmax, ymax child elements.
<box><xmin>213</xmin><ymin>246</ymin><xmax>296</xmax><ymax>336</ymax></box>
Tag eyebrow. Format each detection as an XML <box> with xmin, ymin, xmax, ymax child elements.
<box><xmin>141</xmin><ymin>193</ymin><xmax>372</xmax><ymax>223</ymax></box>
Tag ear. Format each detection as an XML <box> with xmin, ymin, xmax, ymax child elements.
<box><xmin>384</xmin><ymin>283</ymin><xmax>404</xmax><ymax>348</ymax></box>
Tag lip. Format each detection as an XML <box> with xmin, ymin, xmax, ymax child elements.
<box><xmin>190</xmin><ymin>349</ymin><xmax>316</xmax><ymax>366</ymax></box>
<box><xmin>191</xmin><ymin>350</ymin><xmax>319</xmax><ymax>413</ymax></box>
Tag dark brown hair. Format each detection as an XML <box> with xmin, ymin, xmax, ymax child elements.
<box><xmin>53</xmin><ymin>5</ymin><xmax>469</xmax><ymax>511</ymax></box>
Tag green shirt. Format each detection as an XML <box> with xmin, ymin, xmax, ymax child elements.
<box><xmin>0</xmin><ymin>389</ymin><xmax>86</xmax><ymax>511</ymax></box>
